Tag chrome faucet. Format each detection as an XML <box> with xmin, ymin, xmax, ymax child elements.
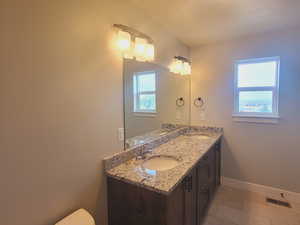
<box><xmin>136</xmin><ymin>149</ymin><xmax>152</xmax><ymax>160</ymax></box>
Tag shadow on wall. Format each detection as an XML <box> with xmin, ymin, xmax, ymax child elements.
<box><xmin>52</xmin><ymin>162</ymin><xmax>108</xmax><ymax>225</ymax></box>
<box><xmin>221</xmin><ymin>136</ymin><xmax>244</xmax><ymax>180</ymax></box>
<box><xmin>95</xmin><ymin>166</ymin><xmax>108</xmax><ymax>225</ymax></box>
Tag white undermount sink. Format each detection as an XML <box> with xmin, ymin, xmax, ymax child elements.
<box><xmin>142</xmin><ymin>155</ymin><xmax>180</xmax><ymax>171</ymax></box>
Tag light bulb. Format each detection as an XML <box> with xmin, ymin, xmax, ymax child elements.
<box><xmin>169</xmin><ymin>59</ymin><xmax>180</xmax><ymax>74</ymax></box>
<box><xmin>169</xmin><ymin>57</ymin><xmax>191</xmax><ymax>75</ymax></box>
<box><xmin>116</xmin><ymin>30</ymin><xmax>131</xmax><ymax>51</ymax></box>
<box><xmin>175</xmin><ymin>59</ymin><xmax>183</xmax><ymax>74</ymax></box>
<box><xmin>186</xmin><ymin>63</ymin><xmax>191</xmax><ymax>75</ymax></box>
<box><xmin>123</xmin><ymin>45</ymin><xmax>134</xmax><ymax>59</ymax></box>
<box><xmin>145</xmin><ymin>43</ymin><xmax>155</xmax><ymax>61</ymax></box>
<box><xmin>182</xmin><ymin>62</ymin><xmax>191</xmax><ymax>75</ymax></box>
<box><xmin>169</xmin><ymin>59</ymin><xmax>175</xmax><ymax>73</ymax></box>
<box><xmin>169</xmin><ymin>64</ymin><xmax>174</xmax><ymax>73</ymax></box>
<box><xmin>134</xmin><ymin>37</ymin><xmax>147</xmax><ymax>61</ymax></box>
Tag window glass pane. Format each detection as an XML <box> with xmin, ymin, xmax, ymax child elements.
<box><xmin>139</xmin><ymin>94</ymin><xmax>156</xmax><ymax>111</ymax></box>
<box><xmin>239</xmin><ymin>91</ymin><xmax>273</xmax><ymax>113</ymax></box>
<box><xmin>237</xmin><ymin>61</ymin><xmax>277</xmax><ymax>87</ymax></box>
<box><xmin>138</xmin><ymin>73</ymin><xmax>156</xmax><ymax>92</ymax></box>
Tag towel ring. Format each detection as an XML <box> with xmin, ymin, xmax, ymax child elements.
<box><xmin>194</xmin><ymin>97</ymin><xmax>204</xmax><ymax>108</ymax></box>
<box><xmin>176</xmin><ymin>97</ymin><xmax>185</xmax><ymax>107</ymax></box>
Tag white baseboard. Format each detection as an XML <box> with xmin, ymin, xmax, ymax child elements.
<box><xmin>221</xmin><ymin>176</ymin><xmax>300</xmax><ymax>204</ymax></box>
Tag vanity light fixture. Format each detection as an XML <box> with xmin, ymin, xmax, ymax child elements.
<box><xmin>114</xmin><ymin>24</ymin><xmax>155</xmax><ymax>62</ymax></box>
<box><xmin>169</xmin><ymin>56</ymin><xmax>192</xmax><ymax>75</ymax></box>
<box><xmin>116</xmin><ymin>30</ymin><xmax>133</xmax><ymax>59</ymax></box>
<box><xmin>134</xmin><ymin>37</ymin><xmax>148</xmax><ymax>62</ymax></box>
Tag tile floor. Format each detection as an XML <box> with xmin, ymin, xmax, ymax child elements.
<box><xmin>203</xmin><ymin>186</ymin><xmax>300</xmax><ymax>225</ymax></box>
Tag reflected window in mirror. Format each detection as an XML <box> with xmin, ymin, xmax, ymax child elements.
<box><xmin>133</xmin><ymin>71</ymin><xmax>157</xmax><ymax>114</ymax></box>
<box><xmin>123</xmin><ymin>59</ymin><xmax>190</xmax><ymax>149</ymax></box>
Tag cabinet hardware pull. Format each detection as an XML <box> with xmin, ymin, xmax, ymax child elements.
<box><xmin>194</xmin><ymin>97</ymin><xmax>204</xmax><ymax>108</ymax></box>
<box><xmin>176</xmin><ymin>97</ymin><xmax>185</xmax><ymax>107</ymax></box>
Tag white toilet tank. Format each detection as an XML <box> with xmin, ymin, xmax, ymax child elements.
<box><xmin>55</xmin><ymin>209</ymin><xmax>95</xmax><ymax>225</ymax></box>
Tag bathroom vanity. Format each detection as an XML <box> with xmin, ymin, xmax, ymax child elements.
<box><xmin>104</xmin><ymin>127</ymin><xmax>222</xmax><ymax>225</ymax></box>
<box><xmin>104</xmin><ymin>55</ymin><xmax>222</xmax><ymax>225</ymax></box>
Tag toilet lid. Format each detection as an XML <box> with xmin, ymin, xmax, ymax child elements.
<box><xmin>55</xmin><ymin>209</ymin><xmax>95</xmax><ymax>225</ymax></box>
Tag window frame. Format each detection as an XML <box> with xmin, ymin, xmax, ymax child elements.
<box><xmin>133</xmin><ymin>71</ymin><xmax>157</xmax><ymax>114</ymax></box>
<box><xmin>233</xmin><ymin>56</ymin><xmax>280</xmax><ymax>119</ymax></box>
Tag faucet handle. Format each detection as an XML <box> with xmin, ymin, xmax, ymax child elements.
<box><xmin>143</xmin><ymin>149</ymin><xmax>152</xmax><ymax>154</ymax></box>
<box><xmin>136</xmin><ymin>155</ymin><xmax>143</xmax><ymax>160</ymax></box>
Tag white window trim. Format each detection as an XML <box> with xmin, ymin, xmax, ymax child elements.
<box><xmin>233</xmin><ymin>56</ymin><xmax>280</xmax><ymax>124</ymax></box>
<box><xmin>133</xmin><ymin>71</ymin><xmax>157</xmax><ymax>115</ymax></box>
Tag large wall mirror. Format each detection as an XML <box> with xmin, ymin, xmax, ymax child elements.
<box><xmin>123</xmin><ymin>59</ymin><xmax>190</xmax><ymax>149</ymax></box>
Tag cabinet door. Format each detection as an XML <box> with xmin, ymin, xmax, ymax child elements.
<box><xmin>208</xmin><ymin>149</ymin><xmax>216</xmax><ymax>197</ymax></box>
<box><xmin>197</xmin><ymin>156</ymin><xmax>210</xmax><ymax>185</ymax></box>
<box><xmin>196</xmin><ymin>157</ymin><xmax>210</xmax><ymax>225</ymax></box>
<box><xmin>108</xmin><ymin>178</ymin><xmax>165</xmax><ymax>225</ymax></box>
<box><xmin>196</xmin><ymin>150</ymin><xmax>216</xmax><ymax>225</ymax></box>
<box><xmin>197</xmin><ymin>184</ymin><xmax>210</xmax><ymax>225</ymax></box>
<box><xmin>184</xmin><ymin>168</ymin><xmax>197</xmax><ymax>225</ymax></box>
<box><xmin>215</xmin><ymin>141</ymin><xmax>221</xmax><ymax>186</ymax></box>
<box><xmin>166</xmin><ymin>180</ymin><xmax>185</xmax><ymax>225</ymax></box>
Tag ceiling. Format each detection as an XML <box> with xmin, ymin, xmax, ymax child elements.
<box><xmin>127</xmin><ymin>0</ymin><xmax>300</xmax><ymax>47</ymax></box>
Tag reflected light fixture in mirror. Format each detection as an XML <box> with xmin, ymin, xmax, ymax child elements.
<box><xmin>114</xmin><ymin>24</ymin><xmax>155</xmax><ymax>62</ymax></box>
<box><xmin>169</xmin><ymin>56</ymin><xmax>191</xmax><ymax>75</ymax></box>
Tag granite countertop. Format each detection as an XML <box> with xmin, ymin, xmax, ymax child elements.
<box><xmin>125</xmin><ymin>127</ymin><xmax>179</xmax><ymax>149</ymax></box>
<box><xmin>105</xmin><ymin>127</ymin><xmax>222</xmax><ymax>195</ymax></box>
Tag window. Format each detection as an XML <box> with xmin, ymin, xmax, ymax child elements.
<box><xmin>133</xmin><ymin>71</ymin><xmax>156</xmax><ymax>113</ymax></box>
<box><xmin>233</xmin><ymin>57</ymin><xmax>280</xmax><ymax>120</ymax></box>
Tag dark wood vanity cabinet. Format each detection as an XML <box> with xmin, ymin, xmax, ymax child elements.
<box><xmin>196</xmin><ymin>141</ymin><xmax>221</xmax><ymax>224</ymax></box>
<box><xmin>107</xmin><ymin>177</ymin><xmax>186</xmax><ymax>225</ymax></box>
<box><xmin>107</xmin><ymin>141</ymin><xmax>221</xmax><ymax>225</ymax></box>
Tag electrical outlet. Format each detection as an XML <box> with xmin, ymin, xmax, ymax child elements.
<box><xmin>118</xmin><ymin>128</ymin><xmax>124</xmax><ymax>141</ymax></box>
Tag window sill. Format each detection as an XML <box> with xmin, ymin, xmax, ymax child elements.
<box><xmin>133</xmin><ymin>112</ymin><xmax>157</xmax><ymax>117</ymax></box>
<box><xmin>232</xmin><ymin>114</ymin><xmax>280</xmax><ymax>124</ymax></box>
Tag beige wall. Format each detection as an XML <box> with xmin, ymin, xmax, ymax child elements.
<box><xmin>0</xmin><ymin>1</ymin><xmax>189</xmax><ymax>225</ymax></box>
<box><xmin>124</xmin><ymin>59</ymin><xmax>190</xmax><ymax>138</ymax></box>
<box><xmin>191</xmin><ymin>28</ymin><xmax>300</xmax><ymax>193</ymax></box>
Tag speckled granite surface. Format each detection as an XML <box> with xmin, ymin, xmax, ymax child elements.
<box><xmin>104</xmin><ymin>127</ymin><xmax>187</xmax><ymax>170</ymax></box>
<box><xmin>104</xmin><ymin>126</ymin><xmax>222</xmax><ymax>195</ymax></box>
<box><xmin>125</xmin><ymin>126</ymin><xmax>180</xmax><ymax>149</ymax></box>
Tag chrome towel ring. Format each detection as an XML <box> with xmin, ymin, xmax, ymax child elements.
<box><xmin>194</xmin><ymin>97</ymin><xmax>204</xmax><ymax>108</ymax></box>
<box><xmin>176</xmin><ymin>97</ymin><xmax>185</xmax><ymax>107</ymax></box>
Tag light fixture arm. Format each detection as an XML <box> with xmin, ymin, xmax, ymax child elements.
<box><xmin>113</xmin><ymin>24</ymin><xmax>154</xmax><ymax>43</ymax></box>
<box><xmin>174</xmin><ymin>56</ymin><xmax>191</xmax><ymax>64</ymax></box>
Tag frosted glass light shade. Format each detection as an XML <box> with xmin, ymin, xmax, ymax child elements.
<box><xmin>186</xmin><ymin>63</ymin><xmax>191</xmax><ymax>75</ymax></box>
<box><xmin>123</xmin><ymin>45</ymin><xmax>134</xmax><ymax>59</ymax></box>
<box><xmin>169</xmin><ymin>59</ymin><xmax>180</xmax><ymax>73</ymax></box>
<box><xmin>145</xmin><ymin>43</ymin><xmax>155</xmax><ymax>61</ymax></box>
<box><xmin>134</xmin><ymin>37</ymin><xmax>148</xmax><ymax>61</ymax></box>
<box><xmin>182</xmin><ymin>62</ymin><xmax>191</xmax><ymax>75</ymax></box>
<box><xmin>116</xmin><ymin>30</ymin><xmax>131</xmax><ymax>51</ymax></box>
<box><xmin>174</xmin><ymin>59</ymin><xmax>183</xmax><ymax>74</ymax></box>
<box><xmin>169</xmin><ymin>58</ymin><xmax>191</xmax><ymax>75</ymax></box>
